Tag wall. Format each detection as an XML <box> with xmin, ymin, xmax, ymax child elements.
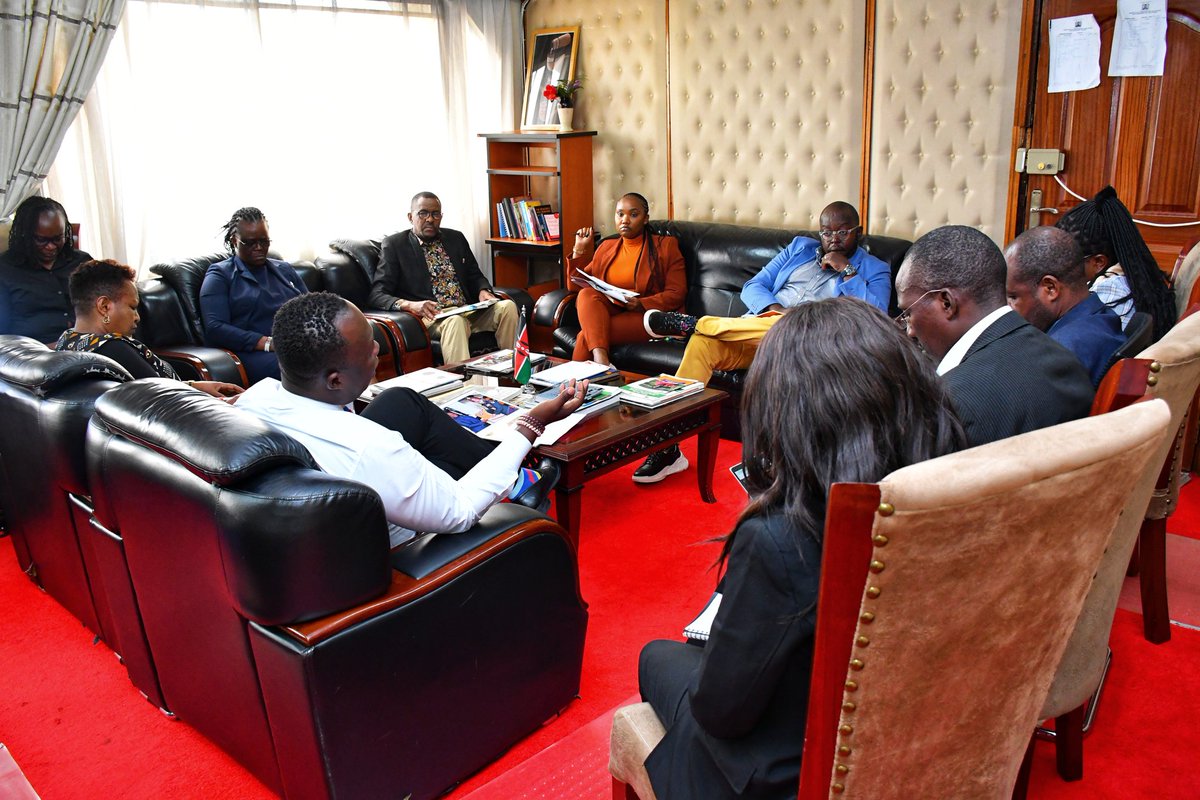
<box><xmin>524</xmin><ymin>0</ymin><xmax>1022</xmax><ymax>241</ymax></box>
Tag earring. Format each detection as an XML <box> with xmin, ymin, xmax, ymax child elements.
<box><xmin>102</xmin><ymin>315</ymin><xmax>111</xmax><ymax>325</ymax></box>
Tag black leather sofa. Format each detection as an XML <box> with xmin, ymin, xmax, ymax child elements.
<box><xmin>316</xmin><ymin>238</ymin><xmax>535</xmax><ymax>366</ymax></box>
<box><xmin>533</xmin><ymin>220</ymin><xmax>913</xmax><ymax>438</ymax></box>
<box><xmin>141</xmin><ymin>252</ymin><xmax>416</xmax><ymax>382</ymax></box>
<box><xmin>86</xmin><ymin>379</ymin><xmax>588</xmax><ymax>800</ymax></box>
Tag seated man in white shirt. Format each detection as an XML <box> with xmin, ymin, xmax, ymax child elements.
<box><xmin>237</xmin><ymin>292</ymin><xmax>585</xmax><ymax>547</ymax></box>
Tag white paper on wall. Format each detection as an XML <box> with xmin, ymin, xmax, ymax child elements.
<box><xmin>1109</xmin><ymin>0</ymin><xmax>1167</xmax><ymax>77</ymax></box>
<box><xmin>1048</xmin><ymin>14</ymin><xmax>1101</xmax><ymax>93</ymax></box>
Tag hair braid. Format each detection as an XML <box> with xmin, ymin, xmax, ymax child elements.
<box><xmin>220</xmin><ymin>207</ymin><xmax>267</xmax><ymax>255</ymax></box>
<box><xmin>1057</xmin><ymin>187</ymin><xmax>1175</xmax><ymax>340</ymax></box>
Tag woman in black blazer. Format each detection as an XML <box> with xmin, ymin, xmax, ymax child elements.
<box><xmin>638</xmin><ymin>297</ymin><xmax>965</xmax><ymax>799</ymax></box>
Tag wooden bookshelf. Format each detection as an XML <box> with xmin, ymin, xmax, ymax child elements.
<box><xmin>479</xmin><ymin>130</ymin><xmax>596</xmax><ymax>298</ymax></box>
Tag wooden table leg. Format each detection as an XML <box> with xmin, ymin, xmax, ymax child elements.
<box><xmin>555</xmin><ymin>483</ymin><xmax>584</xmax><ymax>552</ymax></box>
<box><xmin>696</xmin><ymin>414</ymin><xmax>720</xmax><ymax>504</ymax></box>
<box><xmin>1139</xmin><ymin>515</ymin><xmax>1172</xmax><ymax>644</ymax></box>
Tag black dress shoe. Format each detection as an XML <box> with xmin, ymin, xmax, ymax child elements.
<box><xmin>513</xmin><ymin>458</ymin><xmax>560</xmax><ymax>512</ymax></box>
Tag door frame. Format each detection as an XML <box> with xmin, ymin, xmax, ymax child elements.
<box><xmin>1004</xmin><ymin>0</ymin><xmax>1048</xmax><ymax>244</ymax></box>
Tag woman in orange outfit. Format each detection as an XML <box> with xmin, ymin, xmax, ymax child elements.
<box><xmin>568</xmin><ymin>192</ymin><xmax>686</xmax><ymax>364</ymax></box>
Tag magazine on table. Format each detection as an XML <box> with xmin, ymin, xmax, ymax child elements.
<box><xmin>437</xmin><ymin>386</ymin><xmax>524</xmax><ymax>432</ymax></box>
<box><xmin>570</xmin><ymin>270</ymin><xmax>639</xmax><ymax>304</ymax></box>
<box><xmin>532</xmin><ymin>382</ymin><xmax>622</xmax><ymax>418</ymax></box>
<box><xmin>433</xmin><ymin>298</ymin><xmax>497</xmax><ymax>321</ymax></box>
<box><xmin>465</xmin><ymin>348</ymin><xmax>548</xmax><ymax>374</ymax></box>
<box><xmin>360</xmin><ymin>367</ymin><xmax>463</xmax><ymax>401</ymax></box>
<box><xmin>618</xmin><ymin>374</ymin><xmax>705</xmax><ymax>408</ymax></box>
<box><xmin>529</xmin><ymin>359</ymin><xmax>620</xmax><ymax>388</ymax></box>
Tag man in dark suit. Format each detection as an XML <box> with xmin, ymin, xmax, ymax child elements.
<box><xmin>1004</xmin><ymin>226</ymin><xmax>1125</xmax><ymax>387</ymax></box>
<box><xmin>895</xmin><ymin>225</ymin><xmax>1094</xmax><ymax>447</ymax></box>
<box><xmin>368</xmin><ymin>192</ymin><xmax>517</xmax><ymax>364</ymax></box>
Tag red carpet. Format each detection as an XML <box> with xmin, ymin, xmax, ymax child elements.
<box><xmin>1168</xmin><ymin>478</ymin><xmax>1200</xmax><ymax>541</ymax></box>
<box><xmin>2</xmin><ymin>437</ymin><xmax>1199</xmax><ymax>798</ymax></box>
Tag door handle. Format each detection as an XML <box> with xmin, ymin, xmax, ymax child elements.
<box><xmin>1027</xmin><ymin>189</ymin><xmax>1059</xmax><ymax>229</ymax></box>
<box><xmin>1032</xmin><ymin>206</ymin><xmax>1059</xmax><ymax>214</ymax></box>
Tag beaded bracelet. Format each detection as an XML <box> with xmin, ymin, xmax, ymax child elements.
<box><xmin>514</xmin><ymin>414</ymin><xmax>546</xmax><ymax>437</ymax></box>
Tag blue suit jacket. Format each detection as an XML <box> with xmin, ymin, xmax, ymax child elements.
<box><xmin>200</xmin><ymin>255</ymin><xmax>307</xmax><ymax>352</ymax></box>
<box><xmin>1047</xmin><ymin>293</ymin><xmax>1126</xmax><ymax>387</ymax></box>
<box><xmin>740</xmin><ymin>237</ymin><xmax>890</xmax><ymax>314</ymax></box>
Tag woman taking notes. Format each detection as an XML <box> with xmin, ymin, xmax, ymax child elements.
<box><xmin>636</xmin><ymin>298</ymin><xmax>964</xmax><ymax>799</ymax></box>
<box><xmin>568</xmin><ymin>192</ymin><xmax>685</xmax><ymax>364</ymax></box>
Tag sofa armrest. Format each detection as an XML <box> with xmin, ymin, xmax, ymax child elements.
<box><xmin>154</xmin><ymin>345</ymin><xmax>249</xmax><ymax>386</ymax></box>
<box><xmin>362</xmin><ymin>312</ymin><xmax>434</xmax><ymax>373</ymax></box>
<box><xmin>494</xmin><ymin>287</ymin><xmax>534</xmax><ymax>319</ymax></box>
<box><xmin>533</xmin><ymin>289</ymin><xmax>579</xmax><ymax>330</ymax></box>
<box><xmin>279</xmin><ymin>505</ymin><xmax>576</xmax><ymax>646</ymax></box>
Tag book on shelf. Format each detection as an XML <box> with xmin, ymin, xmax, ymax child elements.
<box><xmin>528</xmin><ymin>359</ymin><xmax>621</xmax><ymax>388</ymax></box>
<box><xmin>618</xmin><ymin>374</ymin><xmax>705</xmax><ymax>408</ymax></box>
<box><xmin>494</xmin><ymin>195</ymin><xmax>560</xmax><ymax>243</ymax></box>
<box><xmin>464</xmin><ymin>348</ymin><xmax>548</xmax><ymax>374</ymax></box>
<box><xmin>544</xmin><ymin>212</ymin><xmax>561</xmax><ymax>241</ymax></box>
<box><xmin>683</xmin><ymin>592</ymin><xmax>723</xmax><ymax>643</ymax></box>
<box><xmin>433</xmin><ymin>298</ymin><xmax>497</xmax><ymax>321</ymax></box>
<box><xmin>361</xmin><ymin>367</ymin><xmax>463</xmax><ymax>401</ymax></box>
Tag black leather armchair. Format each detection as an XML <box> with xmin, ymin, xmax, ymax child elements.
<box><xmin>316</xmin><ymin>238</ymin><xmax>535</xmax><ymax>367</ymax></box>
<box><xmin>87</xmin><ymin>380</ymin><xmax>588</xmax><ymax>799</ymax></box>
<box><xmin>0</xmin><ymin>336</ymin><xmax>128</xmax><ymax>641</ymax></box>
<box><xmin>533</xmin><ymin>220</ymin><xmax>913</xmax><ymax>439</ymax></box>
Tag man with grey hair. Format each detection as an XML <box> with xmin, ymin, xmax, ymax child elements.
<box><xmin>894</xmin><ymin>225</ymin><xmax>1093</xmax><ymax>447</ymax></box>
<box><xmin>1004</xmin><ymin>226</ymin><xmax>1125</xmax><ymax>387</ymax></box>
<box><xmin>369</xmin><ymin>191</ymin><xmax>518</xmax><ymax>364</ymax></box>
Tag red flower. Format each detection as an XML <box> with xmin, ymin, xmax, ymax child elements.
<box><xmin>543</xmin><ymin>84</ymin><xmax>558</xmax><ymax>101</ymax></box>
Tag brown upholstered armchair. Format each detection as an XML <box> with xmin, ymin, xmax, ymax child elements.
<box><xmin>610</xmin><ymin>400</ymin><xmax>1171</xmax><ymax>800</ymax></box>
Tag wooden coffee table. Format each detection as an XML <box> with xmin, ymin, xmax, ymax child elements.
<box><xmin>448</xmin><ymin>361</ymin><xmax>727</xmax><ymax>550</ymax></box>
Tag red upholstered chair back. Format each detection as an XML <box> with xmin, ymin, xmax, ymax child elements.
<box><xmin>799</xmin><ymin>400</ymin><xmax>1171</xmax><ymax>799</ymax></box>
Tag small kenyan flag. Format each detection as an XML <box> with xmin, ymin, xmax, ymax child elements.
<box><xmin>514</xmin><ymin>309</ymin><xmax>531</xmax><ymax>385</ymax></box>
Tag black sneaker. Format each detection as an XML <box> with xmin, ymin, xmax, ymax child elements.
<box><xmin>632</xmin><ymin>444</ymin><xmax>689</xmax><ymax>484</ymax></box>
<box><xmin>644</xmin><ymin>310</ymin><xmax>698</xmax><ymax>339</ymax></box>
<box><xmin>512</xmin><ymin>459</ymin><xmax>561</xmax><ymax>512</ymax></box>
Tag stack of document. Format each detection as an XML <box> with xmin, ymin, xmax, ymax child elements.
<box><xmin>529</xmin><ymin>359</ymin><xmax>620</xmax><ymax>388</ymax></box>
<box><xmin>361</xmin><ymin>367</ymin><xmax>463</xmax><ymax>400</ymax></box>
<box><xmin>570</xmin><ymin>271</ymin><xmax>639</xmax><ymax>304</ymax></box>
<box><xmin>619</xmin><ymin>374</ymin><xmax>705</xmax><ymax>408</ymax></box>
<box><xmin>465</xmin><ymin>349</ymin><xmax>549</xmax><ymax>374</ymax></box>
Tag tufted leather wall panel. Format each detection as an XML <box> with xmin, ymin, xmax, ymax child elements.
<box><xmin>866</xmin><ymin>0</ymin><xmax>1022</xmax><ymax>240</ymax></box>
<box><xmin>526</xmin><ymin>1</ymin><xmax>1023</xmax><ymax>240</ymax></box>
<box><xmin>526</xmin><ymin>0</ymin><xmax>671</xmax><ymax>219</ymax></box>
<box><xmin>667</xmin><ymin>0</ymin><xmax>866</xmax><ymax>230</ymax></box>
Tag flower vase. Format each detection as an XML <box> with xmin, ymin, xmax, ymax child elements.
<box><xmin>557</xmin><ymin>105</ymin><xmax>574</xmax><ymax>132</ymax></box>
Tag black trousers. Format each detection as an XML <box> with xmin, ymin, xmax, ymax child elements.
<box><xmin>361</xmin><ymin>387</ymin><xmax>497</xmax><ymax>479</ymax></box>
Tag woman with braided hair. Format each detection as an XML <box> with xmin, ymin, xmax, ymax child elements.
<box><xmin>199</xmin><ymin>206</ymin><xmax>307</xmax><ymax>383</ymax></box>
<box><xmin>1056</xmin><ymin>186</ymin><xmax>1175</xmax><ymax>341</ymax></box>
<box><xmin>0</xmin><ymin>195</ymin><xmax>92</xmax><ymax>343</ymax></box>
<box><xmin>567</xmin><ymin>192</ymin><xmax>686</xmax><ymax>364</ymax></box>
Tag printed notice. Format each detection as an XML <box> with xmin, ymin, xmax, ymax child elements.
<box><xmin>1109</xmin><ymin>0</ymin><xmax>1167</xmax><ymax>77</ymax></box>
<box><xmin>1048</xmin><ymin>14</ymin><xmax>1101</xmax><ymax>93</ymax></box>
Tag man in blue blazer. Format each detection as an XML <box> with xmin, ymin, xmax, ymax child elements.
<box><xmin>896</xmin><ymin>225</ymin><xmax>1094</xmax><ymax>448</ymax></box>
<box><xmin>1004</xmin><ymin>226</ymin><xmax>1125</xmax><ymax>387</ymax></box>
<box><xmin>634</xmin><ymin>201</ymin><xmax>891</xmax><ymax>482</ymax></box>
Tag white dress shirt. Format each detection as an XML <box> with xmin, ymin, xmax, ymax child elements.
<box><xmin>237</xmin><ymin>379</ymin><xmax>530</xmax><ymax>547</ymax></box>
<box><xmin>937</xmin><ymin>305</ymin><xmax>1014</xmax><ymax>376</ymax></box>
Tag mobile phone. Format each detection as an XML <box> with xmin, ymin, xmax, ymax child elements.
<box><xmin>729</xmin><ymin>461</ymin><xmax>749</xmax><ymax>495</ymax></box>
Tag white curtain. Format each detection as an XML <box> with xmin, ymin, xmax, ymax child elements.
<box><xmin>0</xmin><ymin>0</ymin><xmax>125</xmax><ymax>218</ymax></box>
<box><xmin>45</xmin><ymin>0</ymin><xmax>522</xmax><ymax>276</ymax></box>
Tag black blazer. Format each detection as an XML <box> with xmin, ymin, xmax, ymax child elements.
<box><xmin>645</xmin><ymin>514</ymin><xmax>818</xmax><ymax>799</ymax></box>
<box><xmin>944</xmin><ymin>310</ymin><xmax>1095</xmax><ymax>448</ymax></box>
<box><xmin>368</xmin><ymin>228</ymin><xmax>491</xmax><ymax>310</ymax></box>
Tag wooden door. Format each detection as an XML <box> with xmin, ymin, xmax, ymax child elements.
<box><xmin>1016</xmin><ymin>1</ymin><xmax>1200</xmax><ymax>272</ymax></box>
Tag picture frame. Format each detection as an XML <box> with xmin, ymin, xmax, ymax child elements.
<box><xmin>520</xmin><ymin>26</ymin><xmax>580</xmax><ymax>131</ymax></box>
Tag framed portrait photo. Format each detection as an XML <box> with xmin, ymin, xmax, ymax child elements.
<box><xmin>521</xmin><ymin>26</ymin><xmax>580</xmax><ymax>131</ymax></box>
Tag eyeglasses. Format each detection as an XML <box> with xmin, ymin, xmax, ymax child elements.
<box><xmin>893</xmin><ymin>288</ymin><xmax>943</xmax><ymax>329</ymax></box>
<box><xmin>819</xmin><ymin>226</ymin><xmax>860</xmax><ymax>239</ymax></box>
<box><xmin>414</xmin><ymin>210</ymin><xmax>443</xmax><ymax>220</ymax></box>
<box><xmin>33</xmin><ymin>233</ymin><xmax>66</xmax><ymax>247</ymax></box>
<box><xmin>237</xmin><ymin>237</ymin><xmax>272</xmax><ymax>249</ymax></box>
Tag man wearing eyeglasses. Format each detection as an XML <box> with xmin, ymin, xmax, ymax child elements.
<box><xmin>894</xmin><ymin>224</ymin><xmax>1093</xmax><ymax>448</ymax></box>
<box><xmin>0</xmin><ymin>195</ymin><xmax>92</xmax><ymax>343</ymax></box>
<box><xmin>634</xmin><ymin>201</ymin><xmax>890</xmax><ymax>483</ymax></box>
<box><xmin>369</xmin><ymin>192</ymin><xmax>517</xmax><ymax>365</ymax></box>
